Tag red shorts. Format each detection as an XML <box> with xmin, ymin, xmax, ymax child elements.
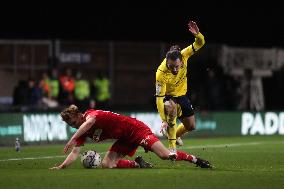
<box><xmin>109</xmin><ymin>133</ymin><xmax>159</xmax><ymax>157</ymax></box>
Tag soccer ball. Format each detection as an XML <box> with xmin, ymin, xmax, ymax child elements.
<box><xmin>81</xmin><ymin>150</ymin><xmax>101</xmax><ymax>169</ymax></box>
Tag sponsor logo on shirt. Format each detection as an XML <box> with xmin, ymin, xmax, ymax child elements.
<box><xmin>140</xmin><ymin>135</ymin><xmax>151</xmax><ymax>146</ymax></box>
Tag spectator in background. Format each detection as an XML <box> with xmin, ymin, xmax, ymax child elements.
<box><xmin>92</xmin><ymin>72</ymin><xmax>111</xmax><ymax>109</ymax></box>
<box><xmin>13</xmin><ymin>80</ymin><xmax>29</xmax><ymax>106</ymax></box>
<box><xmin>49</xmin><ymin>68</ymin><xmax>60</xmax><ymax>100</ymax></box>
<box><xmin>74</xmin><ymin>71</ymin><xmax>90</xmax><ymax>110</ymax></box>
<box><xmin>59</xmin><ymin>68</ymin><xmax>75</xmax><ymax>105</ymax></box>
<box><xmin>40</xmin><ymin>71</ymin><xmax>59</xmax><ymax>108</ymax></box>
<box><xmin>27</xmin><ymin>78</ymin><xmax>43</xmax><ymax>106</ymax></box>
<box><xmin>39</xmin><ymin>72</ymin><xmax>51</xmax><ymax>97</ymax></box>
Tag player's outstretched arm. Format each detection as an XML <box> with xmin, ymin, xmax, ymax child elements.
<box><xmin>64</xmin><ymin>116</ymin><xmax>96</xmax><ymax>153</ymax></box>
<box><xmin>188</xmin><ymin>20</ymin><xmax>205</xmax><ymax>48</ymax></box>
<box><xmin>181</xmin><ymin>20</ymin><xmax>205</xmax><ymax>59</ymax></box>
<box><xmin>50</xmin><ymin>147</ymin><xmax>81</xmax><ymax>170</ymax></box>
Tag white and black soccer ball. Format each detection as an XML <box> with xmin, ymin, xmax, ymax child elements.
<box><xmin>81</xmin><ymin>150</ymin><xmax>101</xmax><ymax>169</ymax></box>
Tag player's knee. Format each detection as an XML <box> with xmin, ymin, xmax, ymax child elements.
<box><xmin>188</xmin><ymin>122</ymin><xmax>196</xmax><ymax>131</ymax></box>
<box><xmin>101</xmin><ymin>161</ymin><xmax>109</xmax><ymax>168</ymax></box>
<box><xmin>184</xmin><ymin>121</ymin><xmax>196</xmax><ymax>131</ymax></box>
<box><xmin>185</xmin><ymin>125</ymin><xmax>195</xmax><ymax>131</ymax></box>
<box><xmin>101</xmin><ymin>160</ymin><xmax>115</xmax><ymax>168</ymax></box>
<box><xmin>164</xmin><ymin>102</ymin><xmax>171</xmax><ymax>115</ymax></box>
<box><xmin>161</xmin><ymin>155</ymin><xmax>169</xmax><ymax>160</ymax></box>
<box><xmin>158</xmin><ymin>152</ymin><xmax>170</xmax><ymax>160</ymax></box>
<box><xmin>164</xmin><ymin>100</ymin><xmax>177</xmax><ymax>117</ymax></box>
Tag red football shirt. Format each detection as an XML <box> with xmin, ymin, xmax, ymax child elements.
<box><xmin>75</xmin><ymin>109</ymin><xmax>153</xmax><ymax>146</ymax></box>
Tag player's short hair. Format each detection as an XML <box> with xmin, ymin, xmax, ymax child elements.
<box><xmin>169</xmin><ymin>45</ymin><xmax>181</xmax><ymax>52</ymax></box>
<box><xmin>166</xmin><ymin>49</ymin><xmax>182</xmax><ymax>61</ymax></box>
<box><xmin>61</xmin><ymin>104</ymin><xmax>80</xmax><ymax>123</ymax></box>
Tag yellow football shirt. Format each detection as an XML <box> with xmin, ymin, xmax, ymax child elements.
<box><xmin>156</xmin><ymin>32</ymin><xmax>205</xmax><ymax>121</ymax></box>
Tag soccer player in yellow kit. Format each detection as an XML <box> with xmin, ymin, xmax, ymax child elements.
<box><xmin>155</xmin><ymin>20</ymin><xmax>205</xmax><ymax>153</ymax></box>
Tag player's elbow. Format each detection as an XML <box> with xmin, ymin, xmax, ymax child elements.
<box><xmin>202</xmin><ymin>37</ymin><xmax>205</xmax><ymax>46</ymax></box>
<box><xmin>201</xmin><ymin>38</ymin><xmax>205</xmax><ymax>46</ymax></box>
<box><xmin>196</xmin><ymin>34</ymin><xmax>205</xmax><ymax>47</ymax></box>
<box><xmin>197</xmin><ymin>38</ymin><xmax>205</xmax><ymax>47</ymax></box>
<box><xmin>200</xmin><ymin>34</ymin><xmax>205</xmax><ymax>43</ymax></box>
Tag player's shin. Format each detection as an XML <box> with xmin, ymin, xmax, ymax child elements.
<box><xmin>116</xmin><ymin>159</ymin><xmax>139</xmax><ymax>168</ymax></box>
<box><xmin>176</xmin><ymin>150</ymin><xmax>197</xmax><ymax>163</ymax></box>
<box><xmin>167</xmin><ymin>124</ymin><xmax>177</xmax><ymax>151</ymax></box>
<box><xmin>176</xmin><ymin>123</ymin><xmax>188</xmax><ymax>138</ymax></box>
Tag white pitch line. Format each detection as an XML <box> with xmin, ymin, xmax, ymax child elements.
<box><xmin>0</xmin><ymin>155</ymin><xmax>66</xmax><ymax>162</ymax></box>
<box><xmin>183</xmin><ymin>141</ymin><xmax>264</xmax><ymax>149</ymax></box>
<box><xmin>183</xmin><ymin>141</ymin><xmax>284</xmax><ymax>150</ymax></box>
<box><xmin>0</xmin><ymin>140</ymin><xmax>283</xmax><ymax>162</ymax></box>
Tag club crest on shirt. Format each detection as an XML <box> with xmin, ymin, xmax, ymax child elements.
<box><xmin>92</xmin><ymin>129</ymin><xmax>102</xmax><ymax>142</ymax></box>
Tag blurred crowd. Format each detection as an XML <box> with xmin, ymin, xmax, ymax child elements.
<box><xmin>12</xmin><ymin>68</ymin><xmax>111</xmax><ymax>112</ymax></box>
<box><xmin>185</xmin><ymin>63</ymin><xmax>244</xmax><ymax>112</ymax></box>
<box><xmin>11</xmin><ymin>66</ymin><xmax>244</xmax><ymax>112</ymax></box>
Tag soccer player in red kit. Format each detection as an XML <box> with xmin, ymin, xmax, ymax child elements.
<box><xmin>50</xmin><ymin>105</ymin><xmax>212</xmax><ymax>169</ymax></box>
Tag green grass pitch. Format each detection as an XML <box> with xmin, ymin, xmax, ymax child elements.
<box><xmin>1</xmin><ymin>136</ymin><xmax>284</xmax><ymax>189</ymax></box>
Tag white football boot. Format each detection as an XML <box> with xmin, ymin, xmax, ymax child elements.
<box><xmin>176</xmin><ymin>137</ymin><xmax>183</xmax><ymax>146</ymax></box>
<box><xmin>168</xmin><ymin>147</ymin><xmax>177</xmax><ymax>161</ymax></box>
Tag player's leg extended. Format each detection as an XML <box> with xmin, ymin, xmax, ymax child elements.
<box><xmin>164</xmin><ymin>99</ymin><xmax>177</xmax><ymax>150</ymax></box>
<box><xmin>150</xmin><ymin>141</ymin><xmax>195</xmax><ymax>161</ymax></box>
<box><xmin>102</xmin><ymin>151</ymin><xmax>138</xmax><ymax>168</ymax></box>
<box><xmin>102</xmin><ymin>140</ymin><xmax>139</xmax><ymax>168</ymax></box>
<box><xmin>175</xmin><ymin>104</ymin><xmax>184</xmax><ymax>146</ymax></box>
<box><xmin>150</xmin><ymin>140</ymin><xmax>211</xmax><ymax>168</ymax></box>
<box><xmin>150</xmin><ymin>140</ymin><xmax>175</xmax><ymax>160</ymax></box>
<box><xmin>175</xmin><ymin>95</ymin><xmax>195</xmax><ymax>138</ymax></box>
<box><xmin>177</xmin><ymin>115</ymin><xmax>196</xmax><ymax>138</ymax></box>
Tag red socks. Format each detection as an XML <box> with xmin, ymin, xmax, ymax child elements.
<box><xmin>116</xmin><ymin>151</ymin><xmax>196</xmax><ymax>168</ymax></box>
<box><xmin>116</xmin><ymin>159</ymin><xmax>137</xmax><ymax>168</ymax></box>
<box><xmin>176</xmin><ymin>150</ymin><xmax>196</xmax><ymax>163</ymax></box>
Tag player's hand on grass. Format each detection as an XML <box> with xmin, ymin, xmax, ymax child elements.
<box><xmin>188</xmin><ymin>20</ymin><xmax>199</xmax><ymax>35</ymax></box>
<box><xmin>49</xmin><ymin>164</ymin><xmax>64</xmax><ymax>170</ymax></box>
<box><xmin>49</xmin><ymin>166</ymin><xmax>61</xmax><ymax>170</ymax></box>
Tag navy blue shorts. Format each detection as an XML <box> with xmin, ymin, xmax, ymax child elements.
<box><xmin>163</xmin><ymin>95</ymin><xmax>194</xmax><ymax>118</ymax></box>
